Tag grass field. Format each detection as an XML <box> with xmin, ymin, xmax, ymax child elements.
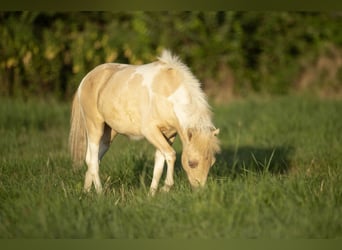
<box><xmin>0</xmin><ymin>95</ymin><xmax>341</xmax><ymax>238</ymax></box>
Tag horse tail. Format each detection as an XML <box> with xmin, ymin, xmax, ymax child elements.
<box><xmin>69</xmin><ymin>91</ymin><xmax>87</xmax><ymax>168</ymax></box>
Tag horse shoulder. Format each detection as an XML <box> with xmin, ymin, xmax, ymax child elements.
<box><xmin>151</xmin><ymin>66</ymin><xmax>184</xmax><ymax>97</ymax></box>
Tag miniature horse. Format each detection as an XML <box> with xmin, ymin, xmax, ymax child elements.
<box><xmin>69</xmin><ymin>50</ymin><xmax>220</xmax><ymax>196</ymax></box>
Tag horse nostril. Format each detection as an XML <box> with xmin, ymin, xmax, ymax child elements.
<box><xmin>188</xmin><ymin>160</ymin><xmax>198</xmax><ymax>168</ymax></box>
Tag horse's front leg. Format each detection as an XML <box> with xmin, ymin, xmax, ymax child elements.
<box><xmin>149</xmin><ymin>150</ymin><xmax>165</xmax><ymax>196</ymax></box>
<box><xmin>143</xmin><ymin>127</ymin><xmax>176</xmax><ymax>195</ymax></box>
<box><xmin>160</xmin><ymin>135</ymin><xmax>176</xmax><ymax>193</ymax></box>
<box><xmin>160</xmin><ymin>150</ymin><xmax>175</xmax><ymax>193</ymax></box>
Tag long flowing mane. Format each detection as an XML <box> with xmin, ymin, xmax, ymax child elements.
<box><xmin>157</xmin><ymin>50</ymin><xmax>214</xmax><ymax>131</ymax></box>
<box><xmin>157</xmin><ymin>50</ymin><xmax>220</xmax><ymax>155</ymax></box>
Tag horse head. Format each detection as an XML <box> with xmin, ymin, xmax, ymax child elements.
<box><xmin>181</xmin><ymin>127</ymin><xmax>220</xmax><ymax>188</ymax></box>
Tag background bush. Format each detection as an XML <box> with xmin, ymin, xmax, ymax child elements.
<box><xmin>1</xmin><ymin>11</ymin><xmax>342</xmax><ymax>100</ymax></box>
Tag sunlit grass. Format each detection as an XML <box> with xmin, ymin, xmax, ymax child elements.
<box><xmin>0</xmin><ymin>95</ymin><xmax>341</xmax><ymax>238</ymax></box>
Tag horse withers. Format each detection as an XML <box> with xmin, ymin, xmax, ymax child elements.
<box><xmin>69</xmin><ymin>50</ymin><xmax>220</xmax><ymax>196</ymax></box>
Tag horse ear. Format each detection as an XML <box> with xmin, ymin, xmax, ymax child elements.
<box><xmin>213</xmin><ymin>128</ymin><xmax>220</xmax><ymax>136</ymax></box>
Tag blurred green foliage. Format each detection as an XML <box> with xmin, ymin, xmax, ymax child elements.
<box><xmin>1</xmin><ymin>11</ymin><xmax>341</xmax><ymax>100</ymax></box>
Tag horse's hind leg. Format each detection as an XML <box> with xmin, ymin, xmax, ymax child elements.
<box><xmin>84</xmin><ymin>121</ymin><xmax>106</xmax><ymax>194</ymax></box>
<box><xmin>84</xmin><ymin>122</ymin><xmax>117</xmax><ymax>193</ymax></box>
<box><xmin>84</xmin><ymin>141</ymin><xmax>102</xmax><ymax>193</ymax></box>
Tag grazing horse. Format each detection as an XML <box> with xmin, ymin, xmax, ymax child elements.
<box><xmin>69</xmin><ymin>50</ymin><xmax>220</xmax><ymax>196</ymax></box>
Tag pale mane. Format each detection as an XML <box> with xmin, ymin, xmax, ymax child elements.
<box><xmin>157</xmin><ymin>50</ymin><xmax>214</xmax><ymax>130</ymax></box>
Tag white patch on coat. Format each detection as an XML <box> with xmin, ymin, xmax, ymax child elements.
<box><xmin>168</xmin><ymin>85</ymin><xmax>191</xmax><ymax>127</ymax></box>
<box><xmin>132</xmin><ymin>63</ymin><xmax>163</xmax><ymax>98</ymax></box>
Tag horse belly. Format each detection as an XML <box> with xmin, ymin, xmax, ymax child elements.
<box><xmin>100</xmin><ymin>84</ymin><xmax>148</xmax><ymax>138</ymax></box>
<box><xmin>103</xmin><ymin>103</ymin><xmax>144</xmax><ymax>137</ymax></box>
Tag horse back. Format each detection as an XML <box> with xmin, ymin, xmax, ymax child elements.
<box><xmin>78</xmin><ymin>62</ymin><xmax>183</xmax><ymax>136</ymax></box>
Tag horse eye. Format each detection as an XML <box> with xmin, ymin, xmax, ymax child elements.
<box><xmin>188</xmin><ymin>160</ymin><xmax>198</xmax><ymax>168</ymax></box>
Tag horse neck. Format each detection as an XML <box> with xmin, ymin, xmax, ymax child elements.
<box><xmin>176</xmin><ymin>125</ymin><xmax>189</xmax><ymax>147</ymax></box>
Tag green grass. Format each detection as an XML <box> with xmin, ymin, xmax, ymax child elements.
<box><xmin>0</xmin><ymin>95</ymin><xmax>341</xmax><ymax>238</ymax></box>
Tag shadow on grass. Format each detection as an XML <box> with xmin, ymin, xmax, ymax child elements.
<box><xmin>101</xmin><ymin>144</ymin><xmax>293</xmax><ymax>191</ymax></box>
<box><xmin>166</xmin><ymin>145</ymin><xmax>294</xmax><ymax>187</ymax></box>
<box><xmin>211</xmin><ymin>145</ymin><xmax>294</xmax><ymax>178</ymax></box>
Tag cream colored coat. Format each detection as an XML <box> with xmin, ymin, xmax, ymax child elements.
<box><xmin>69</xmin><ymin>50</ymin><xmax>220</xmax><ymax>196</ymax></box>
